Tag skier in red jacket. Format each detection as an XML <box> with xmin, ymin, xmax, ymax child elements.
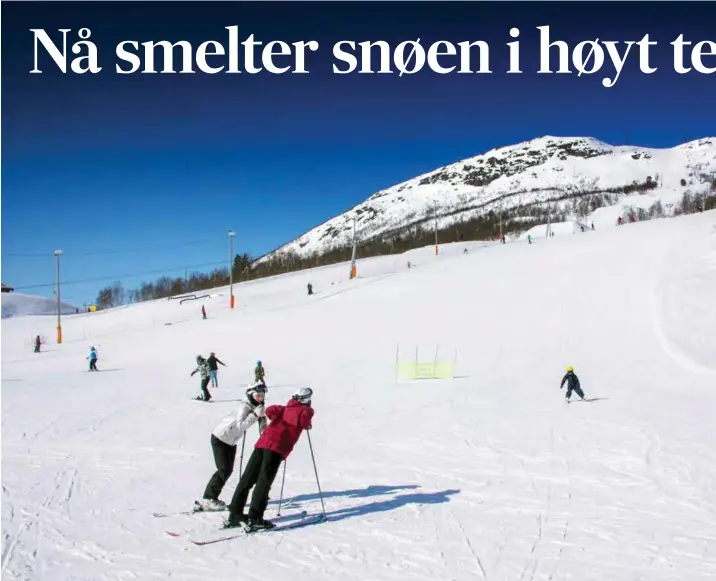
<box><xmin>224</xmin><ymin>387</ymin><xmax>314</xmax><ymax>531</ymax></box>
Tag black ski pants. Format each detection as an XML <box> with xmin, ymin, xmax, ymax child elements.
<box><xmin>203</xmin><ymin>435</ymin><xmax>237</xmax><ymax>500</ymax></box>
<box><xmin>228</xmin><ymin>447</ymin><xmax>283</xmax><ymax>520</ymax></box>
<box><xmin>566</xmin><ymin>384</ymin><xmax>585</xmax><ymax>399</ymax></box>
<box><xmin>200</xmin><ymin>377</ymin><xmax>211</xmax><ymax>400</ymax></box>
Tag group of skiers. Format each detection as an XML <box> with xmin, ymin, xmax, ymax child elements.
<box><xmin>194</xmin><ymin>376</ymin><xmax>315</xmax><ymax>531</ymax></box>
<box><xmin>43</xmin><ymin>336</ymin><xmax>583</xmax><ymax>534</ymax></box>
<box><xmin>190</xmin><ymin>352</ymin><xmax>231</xmax><ymax>401</ymax></box>
<box><xmin>33</xmin><ymin>339</ymin><xmax>99</xmax><ymax>371</ymax></box>
<box><xmin>186</xmin><ymin>351</ymin><xmax>316</xmax><ymax>531</ymax></box>
<box><xmin>617</xmin><ymin>215</ymin><xmax>637</xmax><ymax>226</ymax></box>
<box><xmin>60</xmin><ymin>334</ymin><xmax>583</xmax><ymax>534</ymax></box>
<box><xmin>185</xmin><ymin>358</ymin><xmax>582</xmax><ymax>533</ymax></box>
<box><xmin>191</xmin><ymin>355</ymin><xmax>264</xmax><ymax>402</ymax></box>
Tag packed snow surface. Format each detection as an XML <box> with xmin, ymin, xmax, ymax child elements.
<box><xmin>2</xmin><ymin>211</ymin><xmax>716</xmax><ymax>581</ymax></box>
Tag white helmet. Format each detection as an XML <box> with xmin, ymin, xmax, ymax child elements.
<box><xmin>292</xmin><ymin>387</ymin><xmax>313</xmax><ymax>404</ymax></box>
<box><xmin>246</xmin><ymin>381</ymin><xmax>267</xmax><ymax>398</ymax></box>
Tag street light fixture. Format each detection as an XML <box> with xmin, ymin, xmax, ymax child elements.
<box><xmin>54</xmin><ymin>249</ymin><xmax>63</xmax><ymax>343</ymax></box>
<box><xmin>228</xmin><ymin>230</ymin><xmax>235</xmax><ymax>308</ymax></box>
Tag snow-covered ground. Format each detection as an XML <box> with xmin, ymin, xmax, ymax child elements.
<box><xmin>2</xmin><ymin>211</ymin><xmax>716</xmax><ymax>581</ymax></box>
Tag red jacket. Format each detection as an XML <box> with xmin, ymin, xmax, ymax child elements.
<box><xmin>256</xmin><ymin>399</ymin><xmax>314</xmax><ymax>459</ymax></box>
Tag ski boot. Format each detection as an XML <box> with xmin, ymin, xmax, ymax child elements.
<box><xmin>243</xmin><ymin>517</ymin><xmax>276</xmax><ymax>532</ymax></box>
<box><xmin>194</xmin><ymin>498</ymin><xmax>227</xmax><ymax>512</ymax></box>
<box><xmin>223</xmin><ymin>512</ymin><xmax>248</xmax><ymax>529</ymax></box>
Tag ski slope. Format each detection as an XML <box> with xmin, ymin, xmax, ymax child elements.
<box><xmin>2</xmin><ymin>211</ymin><xmax>716</xmax><ymax>581</ymax></box>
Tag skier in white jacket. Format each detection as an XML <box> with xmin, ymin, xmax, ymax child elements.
<box><xmin>195</xmin><ymin>382</ymin><xmax>268</xmax><ymax>512</ymax></box>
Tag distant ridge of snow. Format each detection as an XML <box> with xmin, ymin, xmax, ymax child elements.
<box><xmin>1</xmin><ymin>292</ymin><xmax>78</xmax><ymax>319</ymax></box>
<box><xmin>256</xmin><ymin>135</ymin><xmax>716</xmax><ymax>264</ymax></box>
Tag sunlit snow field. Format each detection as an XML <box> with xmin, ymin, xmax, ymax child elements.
<box><xmin>3</xmin><ymin>211</ymin><xmax>716</xmax><ymax>581</ymax></box>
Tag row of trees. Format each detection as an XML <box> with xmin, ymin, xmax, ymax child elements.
<box><xmin>94</xmin><ymin>254</ymin><xmax>254</xmax><ymax>309</ymax></box>
<box><xmin>621</xmin><ymin>186</ymin><xmax>716</xmax><ymax>224</ymax></box>
<box><xmin>673</xmin><ymin>188</ymin><xmax>716</xmax><ymax>215</ymax></box>
<box><xmin>93</xmin><ymin>177</ymin><xmax>716</xmax><ymax>309</ymax></box>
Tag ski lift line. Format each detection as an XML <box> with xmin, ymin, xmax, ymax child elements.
<box><xmin>3</xmin><ymin>252</ymin><xmax>56</xmax><ymax>258</ymax></box>
<box><xmin>11</xmin><ymin>259</ymin><xmax>230</xmax><ymax>291</ymax></box>
<box><xmin>5</xmin><ymin>238</ymin><xmax>219</xmax><ymax>258</ymax></box>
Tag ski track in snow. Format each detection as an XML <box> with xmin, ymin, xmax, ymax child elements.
<box><xmin>3</xmin><ymin>211</ymin><xmax>716</xmax><ymax>580</ymax></box>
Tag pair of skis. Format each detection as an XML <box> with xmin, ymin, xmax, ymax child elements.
<box><xmin>157</xmin><ymin>504</ymin><xmax>324</xmax><ymax>545</ymax></box>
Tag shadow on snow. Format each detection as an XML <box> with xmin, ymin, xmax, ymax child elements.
<box><xmin>273</xmin><ymin>484</ymin><xmax>460</xmax><ymax>524</ymax></box>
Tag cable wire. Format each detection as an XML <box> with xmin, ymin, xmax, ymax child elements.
<box><xmin>12</xmin><ymin>259</ymin><xmax>230</xmax><ymax>291</ymax></box>
<box><xmin>4</xmin><ymin>238</ymin><xmax>220</xmax><ymax>258</ymax></box>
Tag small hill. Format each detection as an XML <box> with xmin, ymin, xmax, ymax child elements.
<box><xmin>1</xmin><ymin>292</ymin><xmax>78</xmax><ymax>319</ymax></box>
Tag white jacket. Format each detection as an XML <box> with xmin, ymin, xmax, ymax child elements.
<box><xmin>212</xmin><ymin>398</ymin><xmax>266</xmax><ymax>446</ymax></box>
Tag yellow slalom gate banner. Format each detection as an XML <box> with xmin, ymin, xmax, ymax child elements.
<box><xmin>396</xmin><ymin>361</ymin><xmax>455</xmax><ymax>380</ymax></box>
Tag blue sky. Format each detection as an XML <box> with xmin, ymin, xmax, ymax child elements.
<box><xmin>2</xmin><ymin>1</ymin><xmax>714</xmax><ymax>305</ymax></box>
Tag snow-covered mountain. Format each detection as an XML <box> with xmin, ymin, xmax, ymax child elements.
<box><xmin>259</xmin><ymin>136</ymin><xmax>716</xmax><ymax>262</ymax></box>
<box><xmin>1</xmin><ymin>292</ymin><xmax>78</xmax><ymax>319</ymax></box>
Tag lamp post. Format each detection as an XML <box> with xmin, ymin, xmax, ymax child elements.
<box><xmin>434</xmin><ymin>201</ymin><xmax>439</xmax><ymax>255</ymax></box>
<box><xmin>499</xmin><ymin>200</ymin><xmax>504</xmax><ymax>243</ymax></box>
<box><xmin>54</xmin><ymin>249</ymin><xmax>63</xmax><ymax>343</ymax></box>
<box><xmin>228</xmin><ymin>230</ymin><xmax>235</xmax><ymax>308</ymax></box>
<box><xmin>349</xmin><ymin>216</ymin><xmax>357</xmax><ymax>279</ymax></box>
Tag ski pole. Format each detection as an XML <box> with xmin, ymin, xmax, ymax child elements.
<box><xmin>306</xmin><ymin>431</ymin><xmax>326</xmax><ymax>516</ymax></box>
<box><xmin>238</xmin><ymin>432</ymin><xmax>246</xmax><ymax>479</ymax></box>
<box><xmin>276</xmin><ymin>461</ymin><xmax>287</xmax><ymax>516</ymax></box>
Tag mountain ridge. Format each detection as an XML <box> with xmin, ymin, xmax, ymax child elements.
<box><xmin>255</xmin><ymin>135</ymin><xmax>716</xmax><ymax>264</ymax></box>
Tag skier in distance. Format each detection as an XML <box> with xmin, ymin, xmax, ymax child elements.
<box><xmin>206</xmin><ymin>352</ymin><xmax>226</xmax><ymax>388</ymax></box>
<box><xmin>254</xmin><ymin>360</ymin><xmax>266</xmax><ymax>384</ymax></box>
<box><xmin>191</xmin><ymin>355</ymin><xmax>213</xmax><ymax>401</ymax></box>
<box><xmin>561</xmin><ymin>366</ymin><xmax>586</xmax><ymax>402</ymax></box>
